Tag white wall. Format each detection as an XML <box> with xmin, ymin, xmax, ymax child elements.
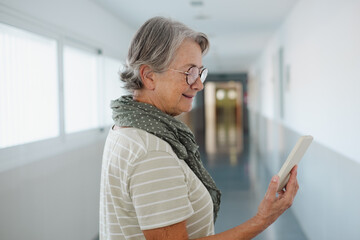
<box><xmin>0</xmin><ymin>0</ymin><xmax>133</xmax><ymax>239</ymax></box>
<box><xmin>0</xmin><ymin>138</ymin><xmax>106</xmax><ymax>240</ymax></box>
<box><xmin>248</xmin><ymin>0</ymin><xmax>360</xmax><ymax>163</ymax></box>
<box><xmin>248</xmin><ymin>0</ymin><xmax>360</xmax><ymax>239</ymax></box>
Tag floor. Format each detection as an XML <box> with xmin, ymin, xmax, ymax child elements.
<box><xmin>200</xmin><ymin>134</ymin><xmax>308</xmax><ymax>240</ymax></box>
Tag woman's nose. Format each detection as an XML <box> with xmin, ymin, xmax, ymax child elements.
<box><xmin>191</xmin><ymin>76</ymin><xmax>204</xmax><ymax>91</ymax></box>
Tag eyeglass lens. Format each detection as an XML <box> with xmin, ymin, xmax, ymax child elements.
<box><xmin>187</xmin><ymin>67</ymin><xmax>208</xmax><ymax>85</ymax></box>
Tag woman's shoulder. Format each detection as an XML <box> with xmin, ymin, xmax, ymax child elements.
<box><xmin>109</xmin><ymin>126</ymin><xmax>176</xmax><ymax>156</ymax></box>
<box><xmin>108</xmin><ymin>126</ymin><xmax>147</xmax><ymax>151</ymax></box>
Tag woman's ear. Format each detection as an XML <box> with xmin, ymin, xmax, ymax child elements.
<box><xmin>139</xmin><ymin>65</ymin><xmax>156</xmax><ymax>90</ymax></box>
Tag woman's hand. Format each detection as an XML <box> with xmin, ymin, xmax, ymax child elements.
<box><xmin>255</xmin><ymin>165</ymin><xmax>299</xmax><ymax>227</ymax></box>
<box><xmin>143</xmin><ymin>166</ymin><xmax>300</xmax><ymax>240</ymax></box>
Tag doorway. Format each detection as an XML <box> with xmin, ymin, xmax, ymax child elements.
<box><xmin>204</xmin><ymin>81</ymin><xmax>244</xmax><ymax>165</ymax></box>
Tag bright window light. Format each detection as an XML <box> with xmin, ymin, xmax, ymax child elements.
<box><xmin>0</xmin><ymin>23</ymin><xmax>59</xmax><ymax>148</ymax></box>
<box><xmin>63</xmin><ymin>46</ymin><xmax>99</xmax><ymax>133</ymax></box>
<box><xmin>103</xmin><ymin>57</ymin><xmax>127</xmax><ymax>125</ymax></box>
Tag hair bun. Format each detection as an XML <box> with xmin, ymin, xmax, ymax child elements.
<box><xmin>120</xmin><ymin>65</ymin><xmax>143</xmax><ymax>90</ymax></box>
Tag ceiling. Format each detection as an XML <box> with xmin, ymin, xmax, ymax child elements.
<box><xmin>92</xmin><ymin>0</ymin><xmax>299</xmax><ymax>73</ymax></box>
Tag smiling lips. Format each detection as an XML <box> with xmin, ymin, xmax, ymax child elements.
<box><xmin>182</xmin><ymin>94</ymin><xmax>195</xmax><ymax>99</ymax></box>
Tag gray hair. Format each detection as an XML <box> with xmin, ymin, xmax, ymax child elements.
<box><xmin>120</xmin><ymin>16</ymin><xmax>209</xmax><ymax>91</ymax></box>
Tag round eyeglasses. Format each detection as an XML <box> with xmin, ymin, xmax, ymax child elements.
<box><xmin>169</xmin><ymin>66</ymin><xmax>208</xmax><ymax>85</ymax></box>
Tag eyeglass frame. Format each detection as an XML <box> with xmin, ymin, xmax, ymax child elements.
<box><xmin>168</xmin><ymin>66</ymin><xmax>208</xmax><ymax>85</ymax></box>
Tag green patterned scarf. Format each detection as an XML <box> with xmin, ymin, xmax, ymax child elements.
<box><xmin>111</xmin><ymin>95</ymin><xmax>221</xmax><ymax>222</ymax></box>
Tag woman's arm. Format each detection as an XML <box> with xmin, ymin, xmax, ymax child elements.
<box><xmin>143</xmin><ymin>166</ymin><xmax>299</xmax><ymax>240</ymax></box>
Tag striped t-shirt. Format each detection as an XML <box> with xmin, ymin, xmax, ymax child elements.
<box><xmin>100</xmin><ymin>127</ymin><xmax>214</xmax><ymax>239</ymax></box>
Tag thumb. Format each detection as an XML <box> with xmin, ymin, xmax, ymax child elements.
<box><xmin>265</xmin><ymin>175</ymin><xmax>280</xmax><ymax>200</ymax></box>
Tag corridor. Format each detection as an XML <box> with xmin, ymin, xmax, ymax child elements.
<box><xmin>201</xmin><ymin>134</ymin><xmax>308</xmax><ymax>239</ymax></box>
<box><xmin>1</xmin><ymin>0</ymin><xmax>360</xmax><ymax>239</ymax></box>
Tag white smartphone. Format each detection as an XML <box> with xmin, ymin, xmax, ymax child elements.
<box><xmin>277</xmin><ymin>135</ymin><xmax>313</xmax><ymax>192</ymax></box>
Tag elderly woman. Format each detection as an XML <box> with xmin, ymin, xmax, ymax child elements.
<box><xmin>100</xmin><ymin>16</ymin><xmax>299</xmax><ymax>240</ymax></box>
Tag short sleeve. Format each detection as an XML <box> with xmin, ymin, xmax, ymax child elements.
<box><xmin>129</xmin><ymin>150</ymin><xmax>194</xmax><ymax>230</ymax></box>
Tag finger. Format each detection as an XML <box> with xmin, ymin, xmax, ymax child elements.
<box><xmin>265</xmin><ymin>175</ymin><xmax>280</xmax><ymax>201</ymax></box>
<box><xmin>285</xmin><ymin>165</ymin><xmax>297</xmax><ymax>186</ymax></box>
<box><xmin>288</xmin><ymin>165</ymin><xmax>298</xmax><ymax>188</ymax></box>
<box><xmin>278</xmin><ymin>189</ymin><xmax>286</xmax><ymax>198</ymax></box>
<box><xmin>284</xmin><ymin>166</ymin><xmax>299</xmax><ymax>197</ymax></box>
<box><xmin>290</xmin><ymin>165</ymin><xmax>298</xmax><ymax>175</ymax></box>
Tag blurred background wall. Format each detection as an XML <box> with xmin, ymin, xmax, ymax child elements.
<box><xmin>247</xmin><ymin>1</ymin><xmax>360</xmax><ymax>238</ymax></box>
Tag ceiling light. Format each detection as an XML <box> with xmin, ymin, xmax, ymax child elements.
<box><xmin>216</xmin><ymin>89</ymin><xmax>226</xmax><ymax>100</ymax></box>
<box><xmin>190</xmin><ymin>0</ymin><xmax>204</xmax><ymax>7</ymax></box>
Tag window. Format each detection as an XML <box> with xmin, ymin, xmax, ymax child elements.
<box><xmin>0</xmin><ymin>21</ymin><xmax>124</xmax><ymax>151</ymax></box>
<box><xmin>63</xmin><ymin>45</ymin><xmax>100</xmax><ymax>133</ymax></box>
<box><xmin>103</xmin><ymin>57</ymin><xmax>127</xmax><ymax>125</ymax></box>
<box><xmin>0</xmin><ymin>23</ymin><xmax>59</xmax><ymax>148</ymax></box>
<box><xmin>0</xmin><ymin>19</ymin><xmax>125</xmax><ymax>170</ymax></box>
